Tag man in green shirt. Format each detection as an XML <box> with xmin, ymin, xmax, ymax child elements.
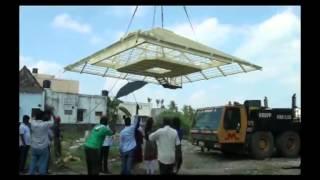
<box><xmin>84</xmin><ymin>116</ymin><xmax>113</xmax><ymax>175</ymax></box>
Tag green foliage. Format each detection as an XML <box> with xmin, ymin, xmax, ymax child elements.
<box><xmin>118</xmin><ymin>106</ymin><xmax>131</xmax><ymax>117</ymax></box>
<box><xmin>155</xmin><ymin>106</ymin><xmax>194</xmax><ymax>137</ymax></box>
<box><xmin>107</xmin><ymin>97</ymin><xmax>130</xmax><ymax>126</ymax></box>
<box><xmin>168</xmin><ymin>100</ymin><xmax>178</xmax><ymax>112</ymax></box>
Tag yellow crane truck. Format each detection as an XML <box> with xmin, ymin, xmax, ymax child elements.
<box><xmin>190</xmin><ymin>94</ymin><xmax>301</xmax><ymax>159</ymax></box>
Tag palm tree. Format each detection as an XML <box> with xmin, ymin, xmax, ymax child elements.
<box><xmin>156</xmin><ymin>99</ymin><xmax>160</xmax><ymax>108</ymax></box>
<box><xmin>107</xmin><ymin>96</ymin><xmax>131</xmax><ymax>127</ymax></box>
<box><xmin>169</xmin><ymin>100</ymin><xmax>178</xmax><ymax>112</ymax></box>
<box><xmin>160</xmin><ymin>99</ymin><xmax>164</xmax><ymax>107</ymax></box>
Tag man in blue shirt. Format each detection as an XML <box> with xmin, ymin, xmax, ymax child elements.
<box><xmin>119</xmin><ymin>116</ymin><xmax>141</xmax><ymax>175</ymax></box>
<box><xmin>19</xmin><ymin>115</ymin><xmax>31</xmax><ymax>174</ymax></box>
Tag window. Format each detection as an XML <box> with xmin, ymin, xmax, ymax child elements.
<box><xmin>64</xmin><ymin>110</ymin><xmax>73</xmax><ymax>115</ymax></box>
<box><xmin>194</xmin><ymin>108</ymin><xmax>223</xmax><ymax>130</ymax></box>
<box><xmin>95</xmin><ymin>111</ymin><xmax>102</xmax><ymax>122</ymax></box>
<box><xmin>224</xmin><ymin>108</ymin><xmax>241</xmax><ymax>130</ymax></box>
<box><xmin>95</xmin><ymin>112</ymin><xmax>102</xmax><ymax>116</ymax></box>
<box><xmin>77</xmin><ymin>109</ymin><xmax>85</xmax><ymax>122</ymax></box>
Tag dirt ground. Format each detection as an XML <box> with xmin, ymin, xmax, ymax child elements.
<box><xmin>46</xmin><ymin>139</ymin><xmax>300</xmax><ymax>175</ymax></box>
<box><xmin>131</xmin><ymin>140</ymin><xmax>301</xmax><ymax>175</ymax></box>
<box><xmin>177</xmin><ymin>140</ymin><xmax>301</xmax><ymax>175</ymax></box>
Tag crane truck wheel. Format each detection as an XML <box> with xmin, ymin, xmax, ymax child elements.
<box><xmin>249</xmin><ymin>131</ymin><xmax>274</xmax><ymax>160</ymax></box>
<box><xmin>276</xmin><ymin>131</ymin><xmax>300</xmax><ymax>158</ymax></box>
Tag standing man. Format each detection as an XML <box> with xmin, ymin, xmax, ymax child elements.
<box><xmin>19</xmin><ymin>115</ymin><xmax>31</xmax><ymax>174</ymax></box>
<box><xmin>119</xmin><ymin>116</ymin><xmax>141</xmax><ymax>175</ymax></box>
<box><xmin>84</xmin><ymin>116</ymin><xmax>113</xmax><ymax>175</ymax></box>
<box><xmin>171</xmin><ymin>117</ymin><xmax>183</xmax><ymax>174</ymax></box>
<box><xmin>149</xmin><ymin>117</ymin><xmax>181</xmax><ymax>175</ymax></box>
<box><xmin>47</xmin><ymin>125</ymin><xmax>54</xmax><ymax>174</ymax></box>
<box><xmin>100</xmin><ymin>125</ymin><xmax>114</xmax><ymax>174</ymax></box>
<box><xmin>52</xmin><ymin>116</ymin><xmax>62</xmax><ymax>161</ymax></box>
<box><xmin>133</xmin><ymin>123</ymin><xmax>144</xmax><ymax>167</ymax></box>
<box><xmin>29</xmin><ymin>110</ymin><xmax>53</xmax><ymax>175</ymax></box>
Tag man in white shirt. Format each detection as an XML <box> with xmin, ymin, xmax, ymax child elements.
<box><xmin>19</xmin><ymin>115</ymin><xmax>31</xmax><ymax>173</ymax></box>
<box><xmin>149</xmin><ymin>117</ymin><xmax>181</xmax><ymax>175</ymax></box>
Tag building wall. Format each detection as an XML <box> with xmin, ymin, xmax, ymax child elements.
<box><xmin>19</xmin><ymin>92</ymin><xmax>44</xmax><ymax>122</ymax></box>
<box><xmin>45</xmin><ymin>89</ymin><xmax>107</xmax><ymax>124</ymax></box>
<box><xmin>117</xmin><ymin>102</ymin><xmax>152</xmax><ymax>124</ymax></box>
<box><xmin>33</xmin><ymin>73</ymin><xmax>79</xmax><ymax>94</ymax></box>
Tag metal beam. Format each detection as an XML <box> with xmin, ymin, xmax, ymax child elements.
<box><xmin>65</xmin><ymin>30</ymin><xmax>262</xmax><ymax>73</ymax></box>
<box><xmin>142</xmin><ymin>76</ymin><xmax>147</xmax><ymax>81</ymax></box>
<box><xmin>184</xmin><ymin>75</ymin><xmax>192</xmax><ymax>82</ymax></box>
<box><xmin>65</xmin><ymin>36</ymin><xmax>146</xmax><ymax>70</ymax></box>
<box><xmin>144</xmin><ymin>37</ymin><xmax>262</xmax><ymax>70</ymax></box>
<box><xmin>103</xmin><ymin>68</ymin><xmax>109</xmax><ymax>77</ymax></box>
<box><xmin>200</xmin><ymin>71</ymin><xmax>208</xmax><ymax>80</ymax></box>
<box><xmin>122</xmin><ymin>73</ymin><xmax>128</xmax><ymax>79</ymax></box>
<box><xmin>80</xmin><ymin>62</ymin><xmax>88</xmax><ymax>74</ymax></box>
<box><xmin>217</xmin><ymin>67</ymin><xmax>226</xmax><ymax>76</ymax></box>
<box><xmin>135</xmin><ymin>45</ymin><xmax>160</xmax><ymax>55</ymax></box>
<box><xmin>238</xmin><ymin>63</ymin><xmax>247</xmax><ymax>73</ymax></box>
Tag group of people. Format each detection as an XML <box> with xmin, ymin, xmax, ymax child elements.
<box><xmin>20</xmin><ymin>110</ymin><xmax>182</xmax><ymax>175</ymax></box>
<box><xmin>84</xmin><ymin>115</ymin><xmax>183</xmax><ymax>175</ymax></box>
<box><xmin>19</xmin><ymin>110</ymin><xmax>62</xmax><ymax>175</ymax></box>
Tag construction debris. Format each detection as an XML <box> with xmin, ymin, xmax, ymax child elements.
<box><xmin>63</xmin><ymin>155</ymin><xmax>81</xmax><ymax>163</ymax></box>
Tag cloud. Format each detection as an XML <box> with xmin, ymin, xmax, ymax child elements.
<box><xmin>169</xmin><ymin>17</ymin><xmax>233</xmax><ymax>48</ymax></box>
<box><xmin>51</xmin><ymin>13</ymin><xmax>107</xmax><ymax>46</ymax></box>
<box><xmin>52</xmin><ymin>13</ymin><xmax>92</xmax><ymax>34</ymax></box>
<box><xmin>230</xmin><ymin>8</ymin><xmax>300</xmax><ymax>106</ymax></box>
<box><xmin>20</xmin><ymin>55</ymin><xmax>64</xmax><ymax>78</ymax></box>
<box><xmin>164</xmin><ymin>8</ymin><xmax>300</xmax><ymax>108</ymax></box>
<box><xmin>232</xmin><ymin>9</ymin><xmax>300</xmax><ymax>83</ymax></box>
<box><xmin>234</xmin><ymin>9</ymin><xmax>300</xmax><ymax>60</ymax></box>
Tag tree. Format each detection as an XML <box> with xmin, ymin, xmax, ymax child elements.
<box><xmin>154</xmin><ymin>109</ymin><xmax>192</xmax><ymax>138</ymax></box>
<box><xmin>160</xmin><ymin>99</ymin><xmax>165</xmax><ymax>109</ymax></box>
<box><xmin>182</xmin><ymin>105</ymin><xmax>195</xmax><ymax>124</ymax></box>
<box><xmin>168</xmin><ymin>100</ymin><xmax>178</xmax><ymax>112</ymax></box>
<box><xmin>156</xmin><ymin>99</ymin><xmax>160</xmax><ymax>108</ymax></box>
<box><xmin>107</xmin><ymin>96</ymin><xmax>131</xmax><ymax>128</ymax></box>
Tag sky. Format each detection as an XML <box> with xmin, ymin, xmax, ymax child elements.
<box><xmin>20</xmin><ymin>6</ymin><xmax>301</xmax><ymax>110</ymax></box>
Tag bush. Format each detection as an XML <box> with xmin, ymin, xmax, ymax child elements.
<box><xmin>155</xmin><ymin>110</ymin><xmax>192</xmax><ymax>138</ymax></box>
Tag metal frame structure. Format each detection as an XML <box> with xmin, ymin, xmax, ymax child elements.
<box><xmin>65</xmin><ymin>28</ymin><xmax>262</xmax><ymax>87</ymax></box>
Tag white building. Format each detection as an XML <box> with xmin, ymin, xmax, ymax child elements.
<box><xmin>31</xmin><ymin>68</ymin><xmax>79</xmax><ymax>94</ymax></box>
<box><xmin>19</xmin><ymin>66</ymin><xmax>45</xmax><ymax>122</ymax></box>
<box><xmin>117</xmin><ymin>102</ymin><xmax>152</xmax><ymax>124</ymax></box>
<box><xmin>45</xmin><ymin>89</ymin><xmax>108</xmax><ymax>124</ymax></box>
<box><xmin>20</xmin><ymin>66</ymin><xmax>152</xmax><ymax>125</ymax></box>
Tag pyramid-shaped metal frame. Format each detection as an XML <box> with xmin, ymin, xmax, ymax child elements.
<box><xmin>65</xmin><ymin>28</ymin><xmax>262</xmax><ymax>85</ymax></box>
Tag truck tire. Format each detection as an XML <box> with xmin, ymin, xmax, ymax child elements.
<box><xmin>249</xmin><ymin>131</ymin><xmax>274</xmax><ymax>160</ymax></box>
<box><xmin>276</xmin><ymin>131</ymin><xmax>300</xmax><ymax>158</ymax></box>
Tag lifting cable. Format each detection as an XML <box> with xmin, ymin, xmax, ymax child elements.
<box><xmin>161</xmin><ymin>6</ymin><xmax>164</xmax><ymax>28</ymax></box>
<box><xmin>86</xmin><ymin>5</ymin><xmax>140</xmax><ymax>111</ymax></box>
<box><xmin>125</xmin><ymin>6</ymin><xmax>139</xmax><ymax>36</ymax></box>
<box><xmin>109</xmin><ymin>4</ymin><xmax>139</xmax><ymax>96</ymax></box>
<box><xmin>44</xmin><ymin>6</ymin><xmax>142</xmax><ymax>120</ymax></box>
<box><xmin>152</xmin><ymin>6</ymin><xmax>157</xmax><ymax>29</ymax></box>
<box><xmin>183</xmin><ymin>6</ymin><xmax>197</xmax><ymax>40</ymax></box>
